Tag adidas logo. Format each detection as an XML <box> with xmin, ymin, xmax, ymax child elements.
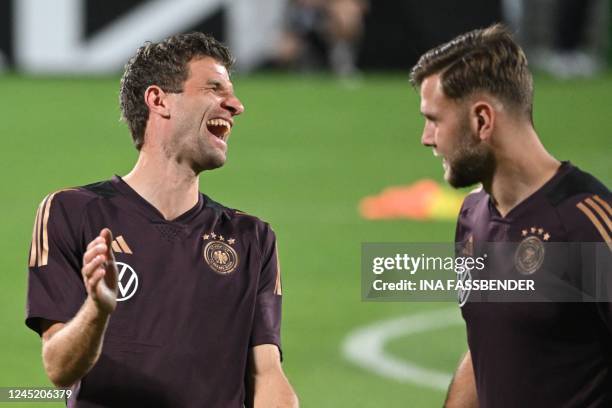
<box><xmin>111</xmin><ymin>235</ymin><xmax>133</xmax><ymax>254</ymax></box>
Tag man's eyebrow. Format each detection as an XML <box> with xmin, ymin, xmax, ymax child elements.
<box><xmin>205</xmin><ymin>79</ymin><xmax>234</xmax><ymax>92</ymax></box>
<box><xmin>206</xmin><ymin>79</ymin><xmax>223</xmax><ymax>87</ymax></box>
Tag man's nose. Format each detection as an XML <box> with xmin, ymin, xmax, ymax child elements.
<box><xmin>421</xmin><ymin>124</ymin><xmax>434</xmax><ymax>147</ymax></box>
<box><xmin>222</xmin><ymin>95</ymin><xmax>245</xmax><ymax>116</ymax></box>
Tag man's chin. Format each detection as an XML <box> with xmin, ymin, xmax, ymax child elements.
<box><xmin>195</xmin><ymin>154</ymin><xmax>226</xmax><ymax>173</ymax></box>
<box><xmin>445</xmin><ymin>169</ymin><xmax>480</xmax><ymax>189</ymax></box>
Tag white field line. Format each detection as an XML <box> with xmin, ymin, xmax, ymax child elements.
<box><xmin>341</xmin><ymin>308</ymin><xmax>463</xmax><ymax>391</ymax></box>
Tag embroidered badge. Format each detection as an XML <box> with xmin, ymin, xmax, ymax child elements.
<box><xmin>515</xmin><ymin>228</ymin><xmax>546</xmax><ymax>275</ymax></box>
<box><xmin>203</xmin><ymin>233</ymin><xmax>239</xmax><ymax>275</ymax></box>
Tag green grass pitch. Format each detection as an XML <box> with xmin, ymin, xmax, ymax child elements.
<box><xmin>0</xmin><ymin>72</ymin><xmax>610</xmax><ymax>407</ymax></box>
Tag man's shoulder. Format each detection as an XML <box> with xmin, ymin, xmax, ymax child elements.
<box><xmin>546</xmin><ymin>165</ymin><xmax>610</xmax><ymax>241</ymax></box>
<box><xmin>203</xmin><ymin>197</ymin><xmax>277</xmax><ymax>252</ymax></box>
<box><xmin>37</xmin><ymin>179</ymin><xmax>116</xmax><ymax>213</ymax></box>
<box><xmin>203</xmin><ymin>194</ymin><xmax>274</xmax><ymax>233</ymax></box>
<box><xmin>459</xmin><ymin>185</ymin><xmax>488</xmax><ymax>215</ymax></box>
<box><xmin>30</xmin><ymin>180</ymin><xmax>116</xmax><ymax>250</ymax></box>
<box><xmin>545</xmin><ymin>164</ymin><xmax>609</xmax><ymax>208</ymax></box>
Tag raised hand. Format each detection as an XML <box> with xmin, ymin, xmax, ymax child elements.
<box><xmin>81</xmin><ymin>228</ymin><xmax>119</xmax><ymax>314</ymax></box>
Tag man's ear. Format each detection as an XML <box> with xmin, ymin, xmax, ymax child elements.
<box><xmin>471</xmin><ymin>101</ymin><xmax>495</xmax><ymax>142</ymax></box>
<box><xmin>144</xmin><ymin>85</ymin><xmax>171</xmax><ymax>119</ymax></box>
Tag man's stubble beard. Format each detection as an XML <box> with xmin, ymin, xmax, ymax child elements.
<box><xmin>164</xmin><ymin>130</ymin><xmax>226</xmax><ymax>174</ymax></box>
<box><xmin>445</xmin><ymin>116</ymin><xmax>495</xmax><ymax>189</ymax></box>
<box><xmin>190</xmin><ymin>138</ymin><xmax>226</xmax><ymax>173</ymax></box>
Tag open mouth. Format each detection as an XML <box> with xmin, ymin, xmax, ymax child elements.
<box><xmin>206</xmin><ymin>118</ymin><xmax>232</xmax><ymax>142</ymax></box>
<box><xmin>433</xmin><ymin>150</ymin><xmax>448</xmax><ymax>169</ymax></box>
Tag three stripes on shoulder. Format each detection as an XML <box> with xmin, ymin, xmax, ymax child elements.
<box><xmin>576</xmin><ymin>194</ymin><xmax>612</xmax><ymax>250</ymax></box>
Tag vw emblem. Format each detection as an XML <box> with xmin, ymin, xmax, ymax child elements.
<box><xmin>115</xmin><ymin>262</ymin><xmax>139</xmax><ymax>302</ymax></box>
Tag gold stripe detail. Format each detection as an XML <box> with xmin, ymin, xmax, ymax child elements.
<box><xmin>273</xmin><ymin>243</ymin><xmax>282</xmax><ymax>296</ymax></box>
<box><xmin>116</xmin><ymin>236</ymin><xmax>132</xmax><ymax>254</ymax></box>
<box><xmin>40</xmin><ymin>189</ymin><xmax>75</xmax><ymax>266</ymax></box>
<box><xmin>29</xmin><ymin>203</ymin><xmax>43</xmax><ymax>267</ymax></box>
<box><xmin>593</xmin><ymin>195</ymin><xmax>612</xmax><ymax>217</ymax></box>
<box><xmin>36</xmin><ymin>196</ymin><xmax>50</xmax><ymax>267</ymax></box>
<box><xmin>577</xmin><ymin>202</ymin><xmax>612</xmax><ymax>251</ymax></box>
<box><xmin>111</xmin><ymin>241</ymin><xmax>122</xmax><ymax>253</ymax></box>
<box><xmin>585</xmin><ymin>198</ymin><xmax>612</xmax><ymax>232</ymax></box>
<box><xmin>40</xmin><ymin>193</ymin><xmax>57</xmax><ymax>266</ymax></box>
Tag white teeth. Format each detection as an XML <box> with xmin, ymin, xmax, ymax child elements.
<box><xmin>206</xmin><ymin>118</ymin><xmax>231</xmax><ymax>129</ymax></box>
<box><xmin>206</xmin><ymin>118</ymin><xmax>232</xmax><ymax>138</ymax></box>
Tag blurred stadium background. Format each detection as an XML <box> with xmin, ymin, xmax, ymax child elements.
<box><xmin>0</xmin><ymin>1</ymin><xmax>610</xmax><ymax>407</ymax></box>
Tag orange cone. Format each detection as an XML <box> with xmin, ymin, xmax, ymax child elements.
<box><xmin>359</xmin><ymin>179</ymin><xmax>464</xmax><ymax>221</ymax></box>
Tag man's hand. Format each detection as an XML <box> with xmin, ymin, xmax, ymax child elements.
<box><xmin>41</xmin><ymin>229</ymin><xmax>118</xmax><ymax>387</ymax></box>
<box><xmin>81</xmin><ymin>228</ymin><xmax>118</xmax><ymax>314</ymax></box>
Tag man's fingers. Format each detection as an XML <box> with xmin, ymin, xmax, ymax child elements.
<box><xmin>80</xmin><ymin>230</ymin><xmax>118</xmax><ymax>314</ymax></box>
<box><xmin>81</xmin><ymin>229</ymin><xmax>118</xmax><ymax>307</ymax></box>
<box><xmin>83</xmin><ymin>243</ymin><xmax>108</xmax><ymax>264</ymax></box>
<box><xmin>102</xmin><ymin>228</ymin><xmax>117</xmax><ymax>265</ymax></box>
<box><xmin>100</xmin><ymin>228</ymin><xmax>114</xmax><ymax>253</ymax></box>
<box><xmin>84</xmin><ymin>229</ymin><xmax>114</xmax><ymax>264</ymax></box>
<box><xmin>82</xmin><ymin>254</ymin><xmax>106</xmax><ymax>280</ymax></box>
<box><xmin>99</xmin><ymin>228</ymin><xmax>118</xmax><ymax>288</ymax></box>
<box><xmin>104</xmin><ymin>261</ymin><xmax>119</xmax><ymax>290</ymax></box>
<box><xmin>86</xmin><ymin>236</ymin><xmax>105</xmax><ymax>251</ymax></box>
<box><xmin>87</xmin><ymin>268</ymin><xmax>106</xmax><ymax>297</ymax></box>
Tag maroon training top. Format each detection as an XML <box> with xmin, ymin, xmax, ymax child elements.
<box><xmin>26</xmin><ymin>176</ymin><xmax>283</xmax><ymax>407</ymax></box>
<box><xmin>456</xmin><ymin>162</ymin><xmax>612</xmax><ymax>407</ymax></box>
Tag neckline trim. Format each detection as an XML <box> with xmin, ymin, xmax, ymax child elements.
<box><xmin>487</xmin><ymin>161</ymin><xmax>572</xmax><ymax>220</ymax></box>
<box><xmin>110</xmin><ymin>175</ymin><xmax>205</xmax><ymax>224</ymax></box>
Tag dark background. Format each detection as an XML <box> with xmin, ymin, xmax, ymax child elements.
<box><xmin>0</xmin><ymin>0</ymin><xmax>502</xmax><ymax>71</ymax></box>
<box><xmin>359</xmin><ymin>0</ymin><xmax>502</xmax><ymax>69</ymax></box>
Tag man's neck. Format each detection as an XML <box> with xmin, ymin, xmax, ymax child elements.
<box><xmin>485</xmin><ymin>128</ymin><xmax>561</xmax><ymax>217</ymax></box>
<box><xmin>123</xmin><ymin>151</ymin><xmax>200</xmax><ymax>221</ymax></box>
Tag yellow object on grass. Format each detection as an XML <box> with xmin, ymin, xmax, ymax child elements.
<box><xmin>359</xmin><ymin>179</ymin><xmax>465</xmax><ymax>221</ymax></box>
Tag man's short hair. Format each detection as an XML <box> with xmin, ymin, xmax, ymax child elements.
<box><xmin>410</xmin><ymin>24</ymin><xmax>533</xmax><ymax>121</ymax></box>
<box><xmin>120</xmin><ymin>32</ymin><xmax>235</xmax><ymax>150</ymax></box>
